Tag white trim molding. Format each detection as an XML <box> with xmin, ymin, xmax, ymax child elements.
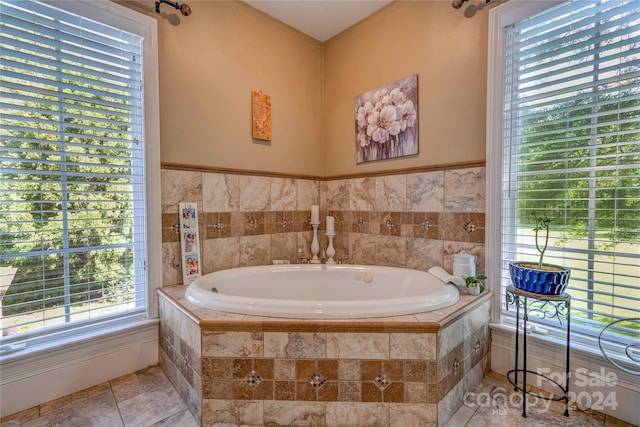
<box><xmin>0</xmin><ymin>320</ymin><xmax>159</xmax><ymax>416</ymax></box>
<box><xmin>486</xmin><ymin>0</ymin><xmax>565</xmax><ymax>323</ymax></box>
<box><xmin>0</xmin><ymin>0</ymin><xmax>161</xmax><ymax>418</ymax></box>
<box><xmin>487</xmin><ymin>2</ymin><xmax>640</xmax><ymax>425</ymax></box>
<box><xmin>491</xmin><ymin>324</ymin><xmax>639</xmax><ymax>425</ymax></box>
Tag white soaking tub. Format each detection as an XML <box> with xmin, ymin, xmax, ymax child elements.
<box><xmin>184</xmin><ymin>264</ymin><xmax>460</xmax><ymax>318</ymax></box>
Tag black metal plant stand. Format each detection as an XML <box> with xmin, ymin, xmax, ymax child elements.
<box><xmin>506</xmin><ymin>285</ymin><xmax>571</xmax><ymax>417</ymax></box>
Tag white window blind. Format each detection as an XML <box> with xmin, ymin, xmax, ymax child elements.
<box><xmin>0</xmin><ymin>0</ymin><xmax>148</xmax><ymax>352</ymax></box>
<box><xmin>500</xmin><ymin>0</ymin><xmax>639</xmax><ymax>348</ymax></box>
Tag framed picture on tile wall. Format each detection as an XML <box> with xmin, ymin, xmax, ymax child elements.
<box><xmin>354</xmin><ymin>74</ymin><xmax>419</xmax><ymax>163</ymax></box>
<box><xmin>179</xmin><ymin>202</ymin><xmax>201</xmax><ymax>284</ymax></box>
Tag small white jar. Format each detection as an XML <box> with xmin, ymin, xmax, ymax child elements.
<box><xmin>453</xmin><ymin>252</ymin><xmax>476</xmax><ymax>278</ymax></box>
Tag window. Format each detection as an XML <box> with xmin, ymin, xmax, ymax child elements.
<box><xmin>489</xmin><ymin>0</ymin><xmax>639</xmax><ymax>356</ymax></box>
<box><xmin>0</xmin><ymin>0</ymin><xmax>159</xmax><ymax>355</ymax></box>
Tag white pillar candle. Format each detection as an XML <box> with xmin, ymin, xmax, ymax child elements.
<box><xmin>326</xmin><ymin>216</ymin><xmax>335</xmax><ymax>234</ymax></box>
<box><xmin>311</xmin><ymin>205</ymin><xmax>320</xmax><ymax>223</ymax></box>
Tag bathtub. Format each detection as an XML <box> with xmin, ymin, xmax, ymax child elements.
<box><xmin>184</xmin><ymin>264</ymin><xmax>460</xmax><ymax>318</ymax></box>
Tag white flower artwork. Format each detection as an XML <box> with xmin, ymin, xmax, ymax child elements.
<box><xmin>354</xmin><ymin>74</ymin><xmax>419</xmax><ymax>163</ymax></box>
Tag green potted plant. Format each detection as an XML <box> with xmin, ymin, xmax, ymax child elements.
<box><xmin>509</xmin><ymin>214</ymin><xmax>571</xmax><ymax>295</ymax></box>
<box><xmin>465</xmin><ymin>274</ymin><xmax>487</xmax><ymax>295</ymax></box>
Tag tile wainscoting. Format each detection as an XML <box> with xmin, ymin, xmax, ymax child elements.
<box><xmin>157</xmin><ymin>286</ymin><xmax>491</xmax><ymax>426</ymax></box>
<box><xmin>160</xmin><ymin>166</ymin><xmax>486</xmax><ymax>285</ymax></box>
<box><xmin>159</xmin><ymin>164</ymin><xmax>488</xmax><ymax>425</ymax></box>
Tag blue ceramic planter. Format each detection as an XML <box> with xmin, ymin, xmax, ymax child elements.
<box><xmin>509</xmin><ymin>262</ymin><xmax>570</xmax><ymax>295</ymax></box>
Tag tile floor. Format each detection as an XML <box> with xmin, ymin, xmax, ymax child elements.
<box><xmin>0</xmin><ymin>366</ymin><xmax>635</xmax><ymax>427</ymax></box>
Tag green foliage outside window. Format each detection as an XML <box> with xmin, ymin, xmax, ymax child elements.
<box><xmin>1</xmin><ymin>72</ymin><xmax>138</xmax><ymax>325</ymax></box>
<box><xmin>516</xmin><ymin>93</ymin><xmax>640</xmax><ymax>246</ymax></box>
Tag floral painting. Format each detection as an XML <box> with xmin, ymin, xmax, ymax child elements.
<box><xmin>354</xmin><ymin>74</ymin><xmax>418</xmax><ymax>163</ymax></box>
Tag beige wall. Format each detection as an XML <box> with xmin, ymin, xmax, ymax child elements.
<box><xmin>122</xmin><ymin>0</ymin><xmax>489</xmax><ymax>177</ymax></box>
<box><xmin>323</xmin><ymin>1</ymin><xmax>489</xmax><ymax>176</ymax></box>
<box><xmin>122</xmin><ymin>0</ymin><xmax>325</xmax><ymax>176</ymax></box>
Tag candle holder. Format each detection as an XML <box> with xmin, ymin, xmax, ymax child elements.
<box><xmin>310</xmin><ymin>221</ymin><xmax>321</xmax><ymax>264</ymax></box>
<box><xmin>326</xmin><ymin>233</ymin><xmax>336</xmax><ymax>264</ymax></box>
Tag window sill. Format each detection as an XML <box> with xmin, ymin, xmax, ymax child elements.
<box><xmin>0</xmin><ymin>318</ymin><xmax>159</xmax><ymax>416</ymax></box>
<box><xmin>490</xmin><ymin>322</ymin><xmax>640</xmax><ymax>425</ymax></box>
<box><xmin>0</xmin><ymin>319</ymin><xmax>159</xmax><ymax>386</ymax></box>
<box><xmin>490</xmin><ymin>322</ymin><xmax>640</xmax><ymax>390</ymax></box>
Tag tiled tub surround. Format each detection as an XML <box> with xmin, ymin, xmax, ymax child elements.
<box><xmin>158</xmin><ymin>286</ymin><xmax>491</xmax><ymax>426</ymax></box>
<box><xmin>160</xmin><ymin>165</ymin><xmax>485</xmax><ymax>286</ymax></box>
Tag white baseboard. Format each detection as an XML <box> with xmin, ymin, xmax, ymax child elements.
<box><xmin>0</xmin><ymin>320</ymin><xmax>159</xmax><ymax>417</ymax></box>
<box><xmin>491</xmin><ymin>324</ymin><xmax>639</xmax><ymax>426</ymax></box>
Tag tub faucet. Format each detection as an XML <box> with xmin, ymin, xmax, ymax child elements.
<box><xmin>337</xmin><ymin>255</ymin><xmax>349</xmax><ymax>264</ymax></box>
<box><xmin>297</xmin><ymin>247</ymin><xmax>310</xmax><ymax>264</ymax></box>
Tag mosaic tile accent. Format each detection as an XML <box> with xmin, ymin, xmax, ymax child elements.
<box><xmin>309</xmin><ymin>372</ymin><xmax>327</xmax><ymax>388</ymax></box>
<box><xmin>245</xmin><ymin>370</ymin><xmax>262</xmax><ymax>388</ymax></box>
<box><xmin>374</xmin><ymin>373</ymin><xmax>391</xmax><ymax>391</ymax></box>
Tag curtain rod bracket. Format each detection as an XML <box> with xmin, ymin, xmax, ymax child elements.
<box><xmin>155</xmin><ymin>0</ymin><xmax>191</xmax><ymax>16</ymax></box>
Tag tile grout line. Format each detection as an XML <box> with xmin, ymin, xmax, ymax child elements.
<box><xmin>108</xmin><ymin>377</ymin><xmax>127</xmax><ymax>427</ymax></box>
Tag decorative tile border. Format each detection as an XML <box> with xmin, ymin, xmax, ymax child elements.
<box><xmin>202</xmin><ymin>357</ymin><xmax>440</xmax><ymax>404</ymax></box>
<box><xmin>162</xmin><ymin>210</ymin><xmax>316</xmax><ymax>242</ymax></box>
<box><xmin>161</xmin><ymin>210</ymin><xmax>485</xmax><ymax>243</ymax></box>
<box><xmin>197</xmin><ymin>333</ymin><xmax>489</xmax><ymax>407</ymax></box>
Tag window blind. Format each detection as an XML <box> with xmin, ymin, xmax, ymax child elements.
<box><xmin>0</xmin><ymin>0</ymin><xmax>147</xmax><ymax>351</ymax></box>
<box><xmin>501</xmin><ymin>0</ymin><xmax>640</xmax><ymax>349</ymax></box>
